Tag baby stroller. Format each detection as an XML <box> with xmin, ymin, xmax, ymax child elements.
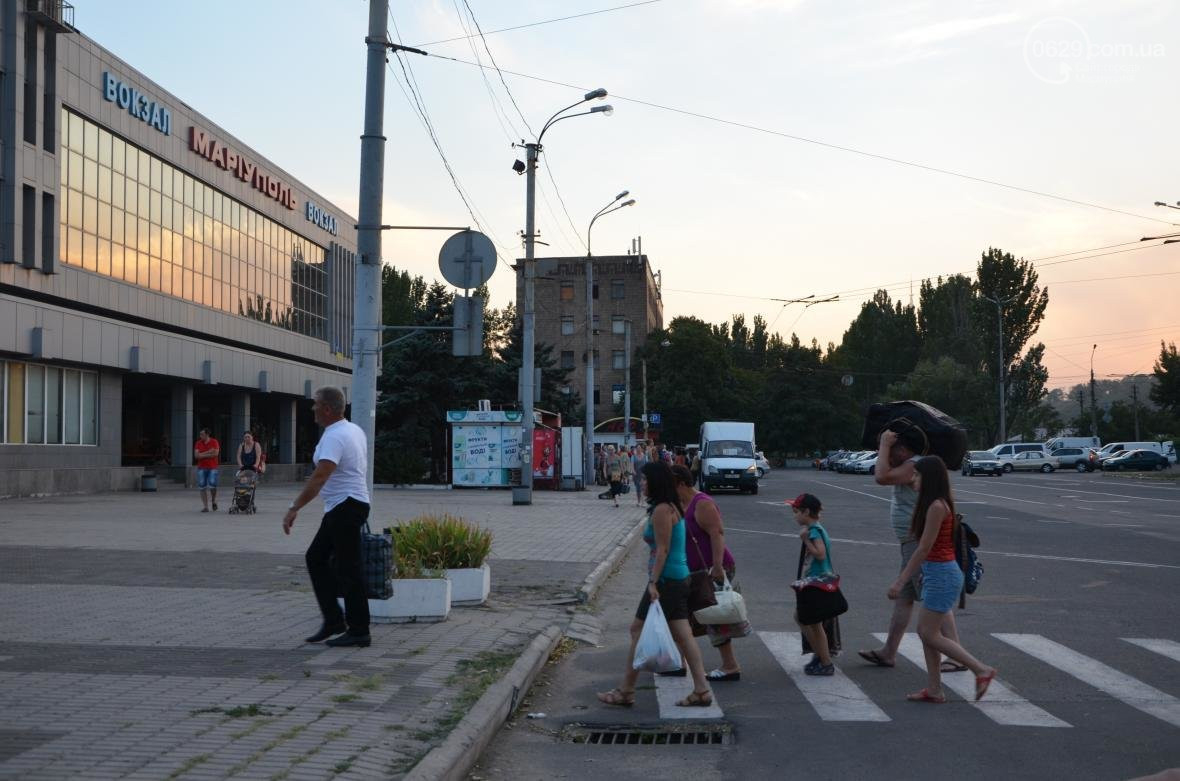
<box><xmin>228</xmin><ymin>469</ymin><xmax>258</xmax><ymax>514</ymax></box>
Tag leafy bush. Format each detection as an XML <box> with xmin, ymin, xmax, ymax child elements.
<box><xmin>384</xmin><ymin>513</ymin><xmax>493</xmax><ymax>575</ymax></box>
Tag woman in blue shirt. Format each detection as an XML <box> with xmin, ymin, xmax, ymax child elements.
<box><xmin>598</xmin><ymin>461</ymin><xmax>714</xmax><ymax>707</ymax></box>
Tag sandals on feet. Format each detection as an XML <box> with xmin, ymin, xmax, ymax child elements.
<box><xmin>597</xmin><ymin>688</ymin><xmax>635</xmax><ymax>707</ymax></box>
<box><xmin>906</xmin><ymin>688</ymin><xmax>947</xmax><ymax>704</ymax></box>
<box><xmin>975</xmin><ymin>669</ymin><xmax>997</xmax><ymax>701</ymax></box>
<box><xmin>676</xmin><ymin>690</ymin><xmax>713</xmax><ymax>707</ymax></box>
<box><xmin>706</xmin><ymin>669</ymin><xmax>741</xmax><ymax>682</ymax></box>
<box><xmin>940</xmin><ymin>660</ymin><xmax>969</xmax><ymax>673</ymax></box>
<box><xmin>857</xmin><ymin>649</ymin><xmax>895</xmax><ymax>668</ymax></box>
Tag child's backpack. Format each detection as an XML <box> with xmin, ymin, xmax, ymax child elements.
<box><xmin>954</xmin><ymin>516</ymin><xmax>983</xmax><ymax>594</ymax></box>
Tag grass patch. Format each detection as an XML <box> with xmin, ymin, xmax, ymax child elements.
<box><xmin>547</xmin><ymin>637</ymin><xmax>577</xmax><ymax>665</ymax></box>
<box><xmin>332</xmin><ymin>754</ymin><xmax>358</xmax><ymax>775</ymax></box>
<box><xmin>230</xmin><ymin>717</ymin><xmax>275</xmax><ymax>740</ymax></box>
<box><xmin>324</xmin><ymin>728</ymin><xmax>349</xmax><ymax>740</ymax></box>
<box><xmin>260</xmin><ymin>673</ymin><xmax>280</xmax><ymax>682</ymax></box>
<box><xmin>331</xmin><ymin>693</ymin><xmax>359</xmax><ymax>703</ymax></box>
<box><xmin>166</xmin><ymin>754</ymin><xmax>211</xmax><ymax>780</ymax></box>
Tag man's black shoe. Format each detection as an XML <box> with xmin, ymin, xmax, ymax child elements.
<box><xmin>325</xmin><ymin>632</ymin><xmax>371</xmax><ymax>648</ymax></box>
<box><xmin>304</xmin><ymin>622</ymin><xmax>347</xmax><ymax>643</ymax></box>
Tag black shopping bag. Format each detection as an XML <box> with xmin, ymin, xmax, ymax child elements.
<box><xmin>331</xmin><ymin>523</ymin><xmax>393</xmax><ymax>599</ymax></box>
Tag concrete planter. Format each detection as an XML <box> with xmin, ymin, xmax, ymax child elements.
<box><xmin>443</xmin><ymin>563</ymin><xmax>491</xmax><ymax>606</ymax></box>
<box><xmin>342</xmin><ymin>578</ymin><xmax>451</xmax><ymax>624</ymax></box>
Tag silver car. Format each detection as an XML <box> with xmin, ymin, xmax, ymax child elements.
<box><xmin>1006</xmin><ymin>451</ymin><xmax>1059</xmax><ymax>473</ymax></box>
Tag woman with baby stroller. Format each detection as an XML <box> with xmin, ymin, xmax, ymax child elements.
<box><xmin>229</xmin><ymin>431</ymin><xmax>265</xmax><ymax>514</ymax></box>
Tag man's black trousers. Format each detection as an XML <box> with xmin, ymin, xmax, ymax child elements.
<box><xmin>306</xmin><ymin>497</ymin><xmax>371</xmax><ymax>635</ymax></box>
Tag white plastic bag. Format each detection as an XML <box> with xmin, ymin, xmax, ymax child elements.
<box><xmin>692</xmin><ymin>575</ymin><xmax>748</xmax><ymax>625</ymax></box>
<box><xmin>632</xmin><ymin>600</ymin><xmax>683</xmax><ymax>672</ymax></box>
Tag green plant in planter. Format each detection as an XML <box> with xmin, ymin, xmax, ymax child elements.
<box><xmin>384</xmin><ymin>513</ymin><xmax>493</xmax><ymax>575</ymax></box>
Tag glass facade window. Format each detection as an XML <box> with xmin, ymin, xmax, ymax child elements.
<box><xmin>560</xmin><ymin>315</ymin><xmax>574</xmax><ymax>336</ymax></box>
<box><xmin>59</xmin><ymin>108</ymin><xmax>328</xmax><ymax>341</ymax></box>
<box><xmin>560</xmin><ymin>351</ymin><xmax>575</xmax><ymax>370</ymax></box>
<box><xmin>611</xmin><ymin>279</ymin><xmax>625</xmax><ymax>300</ymax></box>
<box><xmin>612</xmin><ymin>349</ymin><xmax>626</xmax><ymax>369</ymax></box>
<box><xmin>0</xmin><ymin>361</ymin><xmax>96</xmax><ymax>446</ymax></box>
<box><xmin>612</xmin><ymin>316</ymin><xmax>626</xmax><ymax>334</ymax></box>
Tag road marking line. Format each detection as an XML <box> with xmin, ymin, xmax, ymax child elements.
<box><xmin>955</xmin><ymin>488</ymin><xmax>1047</xmax><ymax>505</ymax></box>
<box><xmin>872</xmin><ymin>633</ymin><xmax>1069</xmax><ymax>728</ymax></box>
<box><xmin>1122</xmin><ymin>638</ymin><xmax>1180</xmax><ymax>664</ymax></box>
<box><xmin>980</xmin><ymin>480</ymin><xmax>1180</xmax><ymax>502</ymax></box>
<box><xmin>759</xmin><ymin>631</ymin><xmax>890</xmax><ymax>722</ymax></box>
<box><xmin>1034</xmin><ymin>519</ymin><xmax>1071</xmax><ymax>524</ymax></box>
<box><xmin>724</xmin><ymin>528</ymin><xmax>1180</xmax><ymax>569</ymax></box>
<box><xmin>993</xmin><ymin>634</ymin><xmax>1180</xmax><ymax>728</ymax></box>
<box><xmin>811</xmin><ymin>481</ymin><xmax>891</xmax><ymax>502</ymax></box>
<box><xmin>985</xmin><ymin>516</ymin><xmax>1009</xmax><ymax>520</ymax></box>
<box><xmin>654</xmin><ymin>670</ymin><xmax>724</xmax><ymax>719</ymax></box>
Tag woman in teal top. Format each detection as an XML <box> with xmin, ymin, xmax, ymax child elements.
<box><xmin>598</xmin><ymin>461</ymin><xmax>713</xmax><ymax>709</ymax></box>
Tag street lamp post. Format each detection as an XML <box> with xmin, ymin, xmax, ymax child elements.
<box><xmin>1090</xmin><ymin>344</ymin><xmax>1099</xmax><ymax>438</ymax></box>
<box><xmin>516</xmin><ymin>89</ymin><xmax>612</xmax><ymax>505</ymax></box>
<box><xmin>584</xmin><ymin>192</ymin><xmax>635</xmax><ymax>488</ymax></box>
<box><xmin>982</xmin><ymin>293</ymin><xmax>1013</xmax><ymax>444</ymax></box>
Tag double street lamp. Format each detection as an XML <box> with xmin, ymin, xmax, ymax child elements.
<box><xmin>515</xmin><ymin>89</ymin><xmax>612</xmax><ymax>505</ymax></box>
<box><xmin>583</xmin><ymin>192</ymin><xmax>636</xmax><ymax>489</ymax></box>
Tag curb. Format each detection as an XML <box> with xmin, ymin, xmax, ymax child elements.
<box><xmin>576</xmin><ymin>514</ymin><xmax>647</xmax><ymax>604</ymax></box>
<box><xmin>406</xmin><ymin>624</ymin><xmax>562</xmax><ymax>781</ymax></box>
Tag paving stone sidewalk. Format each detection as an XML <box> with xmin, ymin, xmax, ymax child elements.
<box><xmin>0</xmin><ymin>483</ymin><xmax>644</xmax><ymax>780</ymax></box>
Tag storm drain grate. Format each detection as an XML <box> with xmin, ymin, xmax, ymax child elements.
<box><xmin>560</xmin><ymin>723</ymin><xmax>734</xmax><ymax>746</ymax></box>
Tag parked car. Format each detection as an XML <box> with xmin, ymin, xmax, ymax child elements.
<box><xmin>1052</xmin><ymin>447</ymin><xmax>1096</xmax><ymax>472</ymax></box>
<box><xmin>838</xmin><ymin>451</ymin><xmax>873</xmax><ymax>473</ymax></box>
<box><xmin>852</xmin><ymin>454</ymin><xmax>879</xmax><ymax>475</ymax></box>
<box><xmin>754</xmin><ymin>450</ymin><xmax>771</xmax><ymax>478</ymax></box>
<box><xmin>1006</xmin><ymin>451</ymin><xmax>1058</xmax><ymax>473</ymax></box>
<box><xmin>1102</xmin><ymin>450</ymin><xmax>1171</xmax><ymax>472</ymax></box>
<box><xmin>1046</xmin><ymin>436</ymin><xmax>1101</xmax><ymax>452</ymax></box>
<box><xmin>961</xmin><ymin>450</ymin><xmax>1003</xmax><ymax>477</ymax></box>
<box><xmin>1095</xmin><ymin>441</ymin><xmax>1167</xmax><ymax>463</ymax></box>
<box><xmin>989</xmin><ymin>443</ymin><xmax>1048</xmax><ymax>467</ymax></box>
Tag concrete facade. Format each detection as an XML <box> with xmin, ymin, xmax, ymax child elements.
<box><xmin>516</xmin><ymin>254</ymin><xmax>663</xmax><ymax>428</ymax></box>
<box><xmin>0</xmin><ymin>2</ymin><xmax>357</xmax><ymax>494</ymax></box>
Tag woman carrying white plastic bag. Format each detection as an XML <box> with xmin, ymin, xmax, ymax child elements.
<box><xmin>597</xmin><ymin>461</ymin><xmax>714</xmax><ymax>707</ymax></box>
<box><xmin>632</xmin><ymin>601</ymin><xmax>683</xmax><ymax>672</ymax></box>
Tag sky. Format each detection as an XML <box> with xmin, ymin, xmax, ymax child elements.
<box><xmin>77</xmin><ymin>0</ymin><xmax>1179</xmax><ymax>390</ymax></box>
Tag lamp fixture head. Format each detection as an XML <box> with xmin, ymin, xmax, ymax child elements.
<box><xmin>590</xmin><ymin>104</ymin><xmax>614</xmax><ymax>116</ymax></box>
<box><xmin>621</xmin><ymin>199</ymin><xmax>636</xmax><ymax>207</ymax></box>
<box><xmin>512</xmin><ymin>159</ymin><xmax>526</xmax><ymax>175</ymax></box>
<box><xmin>615</xmin><ymin>190</ymin><xmax>630</xmax><ymax>201</ymax></box>
<box><xmin>584</xmin><ymin>87</ymin><xmax>608</xmax><ymax>100</ymax></box>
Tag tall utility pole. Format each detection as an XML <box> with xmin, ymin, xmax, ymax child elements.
<box><xmin>351</xmin><ymin>0</ymin><xmax>390</xmax><ymax>488</ymax></box>
<box><xmin>623</xmin><ymin>320</ymin><xmax>632</xmax><ymax>446</ymax></box>
<box><xmin>982</xmin><ymin>293</ymin><xmax>1012</xmax><ymax>444</ymax></box>
<box><xmin>1132</xmin><ymin>380</ymin><xmax>1141</xmax><ymax>440</ymax></box>
<box><xmin>641</xmin><ymin>357</ymin><xmax>648</xmax><ymax>444</ymax></box>
<box><xmin>517</xmin><ymin>141</ymin><xmax>540</xmax><ymax>505</ymax></box>
<box><xmin>584</xmin><ymin>251</ymin><xmax>595</xmax><ymax>488</ymax></box>
<box><xmin>1090</xmin><ymin>344</ymin><xmax>1099</xmax><ymax>438</ymax></box>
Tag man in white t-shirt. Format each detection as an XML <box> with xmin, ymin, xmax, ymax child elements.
<box><xmin>282</xmin><ymin>386</ymin><xmax>372</xmax><ymax>647</ymax></box>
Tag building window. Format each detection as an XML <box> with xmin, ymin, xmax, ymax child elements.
<box><xmin>613</xmin><ymin>349</ymin><xmax>626</xmax><ymax>369</ymax></box>
<box><xmin>612</xmin><ymin>388</ymin><xmax>625</xmax><ymax>405</ymax></box>
<box><xmin>560</xmin><ymin>283</ymin><xmax>575</xmax><ymax>302</ymax></box>
<box><xmin>592</xmin><ymin>315</ymin><xmax>600</xmax><ymax>332</ymax></box>
<box><xmin>592</xmin><ymin>284</ymin><xmax>599</xmax><ymax>300</ymax></box>
<box><xmin>560</xmin><ymin>315</ymin><xmax>574</xmax><ymax>336</ymax></box>
<box><xmin>611</xmin><ymin>279</ymin><xmax>626</xmax><ymax>299</ymax></box>
<box><xmin>593</xmin><ymin>388</ymin><xmax>601</xmax><ymax>405</ymax></box>
<box><xmin>560</xmin><ymin>351</ymin><xmax>575</xmax><ymax>370</ymax></box>
<box><xmin>58</xmin><ymin>108</ymin><xmax>328</xmax><ymax>341</ymax></box>
<box><xmin>612</xmin><ymin>316</ymin><xmax>626</xmax><ymax>335</ymax></box>
<box><xmin>0</xmin><ymin>360</ymin><xmax>97</xmax><ymax>446</ymax></box>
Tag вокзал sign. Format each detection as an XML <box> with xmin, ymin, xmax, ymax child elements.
<box><xmin>188</xmin><ymin>127</ymin><xmax>296</xmax><ymax>210</ymax></box>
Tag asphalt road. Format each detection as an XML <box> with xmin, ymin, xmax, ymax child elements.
<box><xmin>473</xmin><ymin>469</ymin><xmax>1180</xmax><ymax>781</ymax></box>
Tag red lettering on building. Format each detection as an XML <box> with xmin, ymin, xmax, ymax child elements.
<box><xmin>186</xmin><ymin>126</ymin><xmax>296</xmax><ymax>210</ymax></box>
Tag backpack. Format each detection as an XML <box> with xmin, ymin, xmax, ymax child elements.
<box><xmin>954</xmin><ymin>516</ymin><xmax>983</xmax><ymax>594</ymax></box>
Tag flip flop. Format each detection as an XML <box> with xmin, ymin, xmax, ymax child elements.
<box><xmin>906</xmin><ymin>688</ymin><xmax>947</xmax><ymax>704</ymax></box>
<box><xmin>940</xmin><ymin>660</ymin><xmax>969</xmax><ymax>673</ymax></box>
<box><xmin>975</xmin><ymin>669</ymin><xmax>997</xmax><ymax>701</ymax></box>
<box><xmin>676</xmin><ymin>690</ymin><xmax>713</xmax><ymax>707</ymax></box>
<box><xmin>596</xmin><ymin>688</ymin><xmax>635</xmax><ymax>707</ymax></box>
<box><xmin>706</xmin><ymin>669</ymin><xmax>741</xmax><ymax>682</ymax></box>
<box><xmin>857</xmin><ymin>649</ymin><xmax>895</xmax><ymax>668</ymax></box>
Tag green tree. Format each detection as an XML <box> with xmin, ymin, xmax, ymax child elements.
<box><xmin>638</xmin><ymin>317</ymin><xmax>733</xmax><ymax>446</ymax></box>
<box><xmin>830</xmin><ymin>290</ymin><xmax>920</xmax><ymax>404</ymax></box>
<box><xmin>1150</xmin><ymin>341</ymin><xmax>1180</xmax><ymax>417</ymax></box>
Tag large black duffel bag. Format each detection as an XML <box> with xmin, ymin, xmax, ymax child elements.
<box><xmin>860</xmin><ymin>400</ymin><xmax>968</xmax><ymax>470</ymax></box>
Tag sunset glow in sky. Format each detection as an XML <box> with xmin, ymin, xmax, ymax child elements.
<box><xmin>79</xmin><ymin>1</ymin><xmax>1179</xmax><ymax>388</ymax></box>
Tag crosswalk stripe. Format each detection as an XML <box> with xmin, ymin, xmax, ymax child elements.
<box><xmin>759</xmin><ymin>631</ymin><xmax>890</xmax><ymax>722</ymax></box>
<box><xmin>873</xmin><ymin>633</ymin><xmax>1070</xmax><ymax>728</ymax></box>
<box><xmin>994</xmin><ymin>633</ymin><xmax>1180</xmax><ymax>728</ymax></box>
<box><xmin>1122</xmin><ymin>638</ymin><xmax>1180</xmax><ymax>664</ymax></box>
<box><xmin>654</xmin><ymin>671</ymin><xmax>724</xmax><ymax>719</ymax></box>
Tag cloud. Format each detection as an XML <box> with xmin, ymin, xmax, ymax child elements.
<box><xmin>893</xmin><ymin>12</ymin><xmax>1022</xmax><ymax>47</ymax></box>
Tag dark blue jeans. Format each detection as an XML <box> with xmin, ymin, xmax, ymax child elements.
<box><xmin>306</xmin><ymin>497</ymin><xmax>371</xmax><ymax>635</ymax></box>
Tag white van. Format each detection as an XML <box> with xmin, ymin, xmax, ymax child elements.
<box><xmin>1096</xmin><ymin>441</ymin><xmax>1165</xmax><ymax>462</ymax></box>
<box><xmin>699</xmin><ymin>421</ymin><xmax>759</xmax><ymax>494</ymax></box>
<box><xmin>989</xmin><ymin>443</ymin><xmax>1048</xmax><ymax>465</ymax></box>
<box><xmin>1046</xmin><ymin>436</ymin><xmax>1101</xmax><ymax>452</ymax></box>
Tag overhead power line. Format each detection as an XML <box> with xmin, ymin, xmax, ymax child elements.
<box><xmin>425</xmin><ymin>53</ymin><xmax>1175</xmax><ymax>227</ymax></box>
<box><xmin>416</xmin><ymin>0</ymin><xmax>664</xmax><ymax>46</ymax></box>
